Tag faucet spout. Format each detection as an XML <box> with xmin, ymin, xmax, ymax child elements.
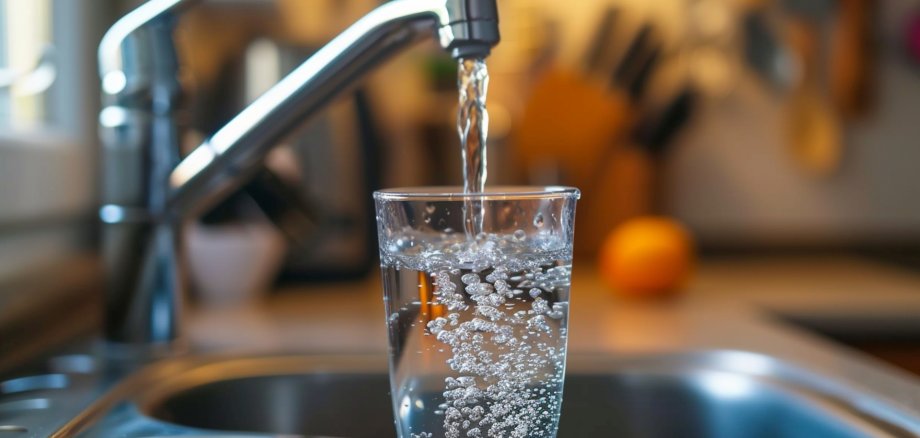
<box><xmin>167</xmin><ymin>0</ymin><xmax>500</xmax><ymax>218</ymax></box>
<box><xmin>444</xmin><ymin>0</ymin><xmax>501</xmax><ymax>59</ymax></box>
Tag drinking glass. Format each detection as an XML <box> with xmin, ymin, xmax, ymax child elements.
<box><xmin>374</xmin><ymin>186</ymin><xmax>579</xmax><ymax>438</ymax></box>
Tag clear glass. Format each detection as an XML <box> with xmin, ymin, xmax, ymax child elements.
<box><xmin>374</xmin><ymin>186</ymin><xmax>580</xmax><ymax>438</ymax></box>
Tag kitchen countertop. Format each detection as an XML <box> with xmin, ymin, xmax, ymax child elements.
<box><xmin>0</xmin><ymin>255</ymin><xmax>101</xmax><ymax>372</ymax></box>
<box><xmin>188</xmin><ymin>255</ymin><xmax>920</xmax><ymax>355</ymax></box>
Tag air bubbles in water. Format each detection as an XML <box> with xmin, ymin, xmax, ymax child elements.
<box><xmin>424</xmin><ymin>203</ymin><xmax>437</xmax><ymax>225</ymax></box>
<box><xmin>416</xmin><ymin>262</ymin><xmax>568</xmax><ymax>438</ymax></box>
<box><xmin>385</xmin><ymin>232</ymin><xmax>572</xmax><ymax>437</ymax></box>
<box><xmin>533</xmin><ymin>213</ymin><xmax>545</xmax><ymax>228</ymax></box>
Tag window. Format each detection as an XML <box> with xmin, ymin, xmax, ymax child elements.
<box><xmin>0</xmin><ymin>0</ymin><xmax>54</xmax><ymax>129</ymax></box>
<box><xmin>0</xmin><ymin>0</ymin><xmax>103</xmax><ymax>280</ymax></box>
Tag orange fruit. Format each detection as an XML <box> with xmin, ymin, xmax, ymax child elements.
<box><xmin>598</xmin><ymin>216</ymin><xmax>695</xmax><ymax>297</ymax></box>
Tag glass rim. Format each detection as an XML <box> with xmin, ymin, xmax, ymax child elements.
<box><xmin>373</xmin><ymin>186</ymin><xmax>580</xmax><ymax>202</ymax></box>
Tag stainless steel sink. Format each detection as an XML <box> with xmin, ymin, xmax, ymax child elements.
<box><xmin>67</xmin><ymin>350</ymin><xmax>920</xmax><ymax>438</ymax></box>
<box><xmin>146</xmin><ymin>370</ymin><xmax>882</xmax><ymax>438</ymax></box>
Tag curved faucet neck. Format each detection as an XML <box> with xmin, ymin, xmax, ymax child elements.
<box><xmin>97</xmin><ymin>0</ymin><xmax>499</xmax><ymax>346</ymax></box>
<box><xmin>166</xmin><ymin>0</ymin><xmax>499</xmax><ymax>218</ymax></box>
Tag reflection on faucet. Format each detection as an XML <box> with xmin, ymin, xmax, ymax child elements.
<box><xmin>97</xmin><ymin>0</ymin><xmax>500</xmax><ymax>346</ymax></box>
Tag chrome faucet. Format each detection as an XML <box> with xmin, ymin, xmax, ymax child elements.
<box><xmin>98</xmin><ymin>0</ymin><xmax>500</xmax><ymax>346</ymax></box>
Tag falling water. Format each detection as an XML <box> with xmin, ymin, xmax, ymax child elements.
<box><xmin>457</xmin><ymin>58</ymin><xmax>490</xmax><ymax>237</ymax></box>
<box><xmin>378</xmin><ymin>58</ymin><xmax>572</xmax><ymax>438</ymax></box>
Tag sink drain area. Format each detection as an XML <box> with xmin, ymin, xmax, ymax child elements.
<box><xmin>0</xmin><ymin>353</ymin><xmax>99</xmax><ymax>437</ymax></box>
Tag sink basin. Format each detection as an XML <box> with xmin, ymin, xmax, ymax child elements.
<box><xmin>109</xmin><ymin>351</ymin><xmax>919</xmax><ymax>438</ymax></box>
<box><xmin>152</xmin><ymin>372</ymin><xmax>392</xmax><ymax>436</ymax></box>
<box><xmin>149</xmin><ymin>371</ymin><xmax>873</xmax><ymax>438</ymax></box>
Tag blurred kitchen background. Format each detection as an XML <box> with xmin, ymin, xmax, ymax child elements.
<box><xmin>4</xmin><ymin>0</ymin><xmax>920</xmax><ymax>373</ymax></box>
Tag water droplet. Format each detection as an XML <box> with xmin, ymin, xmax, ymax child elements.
<box><xmin>438</xmin><ymin>218</ymin><xmax>447</xmax><ymax>228</ymax></box>
<box><xmin>513</xmin><ymin>229</ymin><xmax>526</xmax><ymax>241</ymax></box>
<box><xmin>426</xmin><ymin>203</ymin><xmax>437</xmax><ymax>214</ymax></box>
<box><xmin>533</xmin><ymin>213</ymin><xmax>545</xmax><ymax>228</ymax></box>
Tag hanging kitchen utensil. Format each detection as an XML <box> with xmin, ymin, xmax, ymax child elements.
<box><xmin>829</xmin><ymin>0</ymin><xmax>875</xmax><ymax>118</ymax></box>
<box><xmin>785</xmin><ymin>18</ymin><xmax>842</xmax><ymax>177</ymax></box>
<box><xmin>742</xmin><ymin>7</ymin><xmax>795</xmax><ymax>92</ymax></box>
